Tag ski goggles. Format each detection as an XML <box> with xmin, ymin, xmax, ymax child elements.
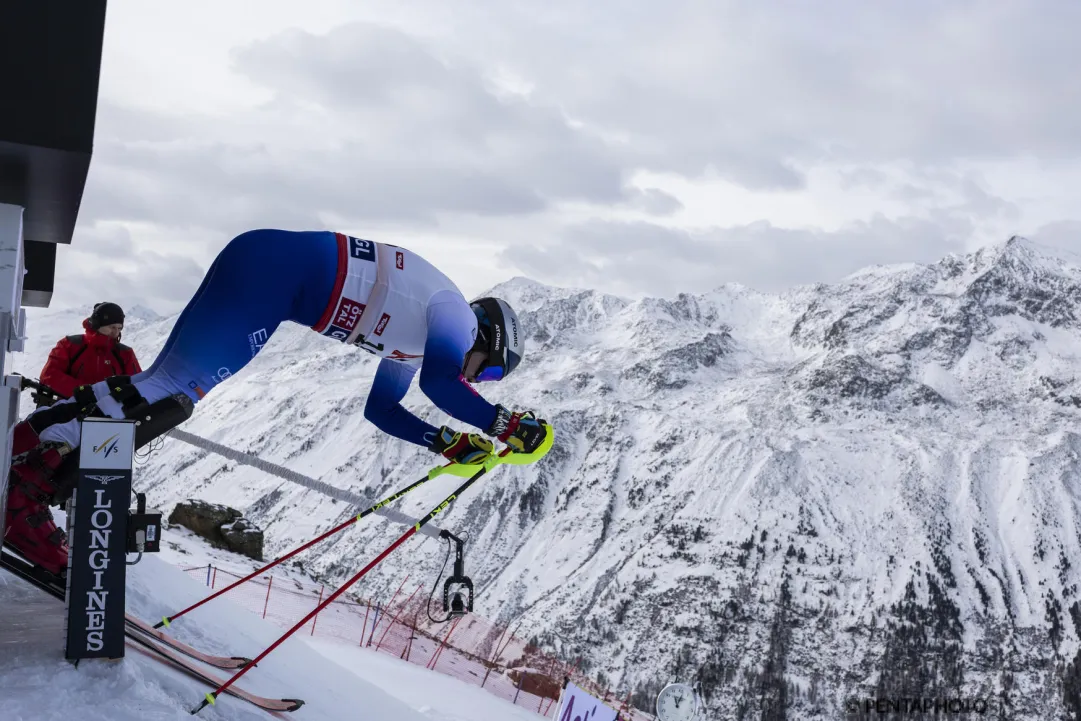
<box><xmin>464</xmin><ymin>349</ymin><xmax>504</xmax><ymax>382</ymax></box>
<box><xmin>474</xmin><ymin>364</ymin><xmax>505</xmax><ymax>382</ymax></box>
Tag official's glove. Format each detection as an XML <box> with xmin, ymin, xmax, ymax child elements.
<box><xmin>429</xmin><ymin>426</ymin><xmax>495</xmax><ymax>465</ymax></box>
<box><xmin>486</xmin><ymin>405</ymin><xmax>548</xmax><ymax>454</ymax></box>
<box><xmin>30</xmin><ymin>389</ymin><xmax>58</xmax><ymax>408</ymax></box>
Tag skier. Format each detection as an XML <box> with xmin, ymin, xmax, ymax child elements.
<box><xmin>4</xmin><ymin>229</ymin><xmax>548</xmax><ymax>575</ymax></box>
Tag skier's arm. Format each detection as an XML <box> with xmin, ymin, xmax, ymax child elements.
<box><xmin>363</xmin><ymin>359</ymin><xmax>441</xmax><ymax>447</ymax></box>
<box><xmin>417</xmin><ymin>294</ymin><xmax>500</xmax><ymax>432</ymax></box>
<box><xmin>363</xmin><ymin>293</ymin><xmax>500</xmax><ymax>447</ymax></box>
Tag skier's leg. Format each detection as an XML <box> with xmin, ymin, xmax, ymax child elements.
<box><xmin>33</xmin><ymin>228</ymin><xmax>339</xmax><ymax>445</ymax></box>
<box><xmin>5</xmin><ymin>229</ymin><xmax>339</xmax><ymax>571</ymax></box>
<box><xmin>131</xmin><ymin>238</ymin><xmax>230</xmax><ymax>379</ymax></box>
<box><xmin>16</xmin><ymin>235</ymin><xmax>235</xmax><ymax>447</ymax></box>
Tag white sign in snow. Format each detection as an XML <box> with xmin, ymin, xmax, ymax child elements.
<box><xmin>553</xmin><ymin>682</ymin><xmax>619</xmax><ymax>721</ymax></box>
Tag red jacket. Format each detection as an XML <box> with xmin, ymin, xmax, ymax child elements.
<box><xmin>39</xmin><ymin>319</ymin><xmax>143</xmax><ymax>399</ymax></box>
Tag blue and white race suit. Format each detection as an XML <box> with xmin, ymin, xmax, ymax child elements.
<box><xmin>37</xmin><ymin>229</ymin><xmax>500</xmax><ymax>450</ymax></box>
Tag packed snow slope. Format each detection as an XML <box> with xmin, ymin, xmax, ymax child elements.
<box><xmin>0</xmin><ymin>553</ymin><xmax>484</xmax><ymax>721</ymax></box>
<box><xmin>14</xmin><ymin>234</ymin><xmax>1081</xmax><ymax>719</ymax></box>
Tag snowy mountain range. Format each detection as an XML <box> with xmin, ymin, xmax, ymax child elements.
<box><xmin>13</xmin><ymin>234</ymin><xmax>1081</xmax><ymax>720</ymax></box>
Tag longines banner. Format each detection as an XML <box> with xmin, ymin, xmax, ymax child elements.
<box><xmin>554</xmin><ymin>682</ymin><xmax>619</xmax><ymax>721</ymax></box>
<box><xmin>65</xmin><ymin>418</ymin><xmax>135</xmax><ymax>661</ymax></box>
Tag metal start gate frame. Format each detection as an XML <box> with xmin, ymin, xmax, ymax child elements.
<box><xmin>0</xmin><ymin>0</ymin><xmax>108</xmax><ymax>540</ymax></box>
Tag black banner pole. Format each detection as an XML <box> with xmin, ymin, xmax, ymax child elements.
<box><xmin>64</xmin><ymin>417</ymin><xmax>135</xmax><ymax>661</ymax></box>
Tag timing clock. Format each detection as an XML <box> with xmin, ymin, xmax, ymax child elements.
<box><xmin>655</xmin><ymin>682</ymin><xmax>698</xmax><ymax>720</ymax></box>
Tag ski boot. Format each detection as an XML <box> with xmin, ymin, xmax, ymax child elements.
<box><xmin>3</xmin><ymin>382</ymin><xmax>101</xmax><ymax>574</ymax></box>
<box><xmin>3</xmin><ymin>420</ymin><xmax>76</xmax><ymax>575</ymax></box>
<box><xmin>4</xmin><ymin>379</ymin><xmax>195</xmax><ymax>576</ymax></box>
<box><xmin>37</xmin><ymin>383</ymin><xmax>197</xmax><ymax>495</ymax></box>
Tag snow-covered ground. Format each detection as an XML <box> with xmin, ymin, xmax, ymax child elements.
<box><xmin>306</xmin><ymin>640</ymin><xmax>549</xmax><ymax>721</ymax></box>
<box><xmin>0</xmin><ymin>547</ymin><xmax>552</xmax><ymax>721</ymax></box>
<box><xmin>156</xmin><ymin>518</ymin><xmax>564</xmax><ymax>720</ymax></box>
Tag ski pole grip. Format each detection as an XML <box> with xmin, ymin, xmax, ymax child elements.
<box><xmin>495</xmin><ymin>422</ymin><xmax>555</xmax><ymax>466</ymax></box>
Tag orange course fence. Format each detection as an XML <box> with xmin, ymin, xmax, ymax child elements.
<box><xmin>180</xmin><ymin>564</ymin><xmax>656</xmax><ymax>720</ymax></box>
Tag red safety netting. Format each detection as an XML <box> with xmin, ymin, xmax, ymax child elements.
<box><xmin>179</xmin><ymin>564</ymin><xmax>656</xmax><ymax>720</ymax></box>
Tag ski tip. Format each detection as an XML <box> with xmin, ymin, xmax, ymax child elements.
<box><xmin>234</xmin><ymin>656</ymin><xmax>255</xmax><ymax>667</ymax></box>
<box><xmin>283</xmin><ymin>699</ymin><xmax>305</xmax><ymax>712</ymax></box>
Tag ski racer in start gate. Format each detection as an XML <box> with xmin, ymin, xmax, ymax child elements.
<box><xmin>4</xmin><ymin>229</ymin><xmax>549</xmax><ymax>575</ymax></box>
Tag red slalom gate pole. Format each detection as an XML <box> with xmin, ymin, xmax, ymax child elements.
<box><xmin>192</xmin><ymin>523</ymin><xmax>422</xmax><ymax>713</ymax></box>
<box><xmin>155</xmin><ymin>465</ymin><xmax>449</xmax><ymax>629</ymax></box>
<box><xmin>190</xmin><ymin>450</ymin><xmax>516</xmax><ymax>715</ymax></box>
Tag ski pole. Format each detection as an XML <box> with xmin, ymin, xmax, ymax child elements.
<box><xmin>189</xmin><ymin>448</ymin><xmax>519</xmax><ymax>715</ymax></box>
<box><xmin>155</xmin><ymin>459</ymin><xmax>480</xmax><ymax>629</ymax></box>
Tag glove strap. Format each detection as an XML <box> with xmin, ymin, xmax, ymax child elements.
<box><xmin>428</xmin><ymin>426</ymin><xmax>460</xmax><ymax>455</ymax></box>
<box><xmin>486</xmin><ymin>405</ymin><xmax>513</xmax><ymax>438</ymax></box>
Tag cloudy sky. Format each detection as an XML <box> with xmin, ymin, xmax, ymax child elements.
<box><xmin>49</xmin><ymin>0</ymin><xmax>1081</xmax><ymax>315</ymax></box>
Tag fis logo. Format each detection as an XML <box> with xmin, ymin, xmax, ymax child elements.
<box><xmin>93</xmin><ymin>434</ymin><xmax>122</xmax><ymax>459</ymax></box>
<box><xmin>87</xmin><ymin>474</ymin><xmax>124</xmax><ymax>485</ymax></box>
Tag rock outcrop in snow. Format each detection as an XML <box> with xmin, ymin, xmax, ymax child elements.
<box><xmin>168</xmin><ymin>499</ymin><xmax>265</xmax><ymax>561</ymax></box>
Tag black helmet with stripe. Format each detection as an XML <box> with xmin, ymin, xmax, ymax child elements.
<box><xmin>466</xmin><ymin>297</ymin><xmax>523</xmax><ymax>382</ymax></box>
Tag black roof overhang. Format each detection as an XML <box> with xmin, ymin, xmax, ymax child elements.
<box><xmin>0</xmin><ymin>0</ymin><xmax>107</xmax><ymax>306</ymax></box>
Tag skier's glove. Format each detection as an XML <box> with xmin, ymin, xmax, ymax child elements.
<box><xmin>429</xmin><ymin>426</ymin><xmax>495</xmax><ymax>465</ymax></box>
<box><xmin>486</xmin><ymin>405</ymin><xmax>548</xmax><ymax>454</ymax></box>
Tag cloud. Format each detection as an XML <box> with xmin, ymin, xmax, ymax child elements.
<box><xmin>839</xmin><ymin>168</ymin><xmax>891</xmax><ymax>191</ymax></box>
<box><xmin>79</xmin><ymin>22</ymin><xmax>657</xmax><ymax>236</ymax></box>
<box><xmin>447</xmin><ymin>0</ymin><xmax>1081</xmax><ymax>179</ymax></box>
<box><xmin>50</xmin><ymin>1</ymin><xmax>1081</xmax><ymax>314</ymax></box>
<box><xmin>502</xmin><ymin>213</ymin><xmax>977</xmax><ymax>297</ymax></box>
<box><xmin>50</xmin><ymin>224</ymin><xmax>207</xmax><ymax>312</ymax></box>
<box><xmin>621</xmin><ymin>188</ymin><xmax>684</xmax><ymax>216</ymax></box>
<box><xmin>486</xmin><ymin>164</ymin><xmax>1017</xmax><ymax>298</ymax></box>
<box><xmin>1031</xmin><ymin>221</ymin><xmax>1081</xmax><ymax>256</ymax></box>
